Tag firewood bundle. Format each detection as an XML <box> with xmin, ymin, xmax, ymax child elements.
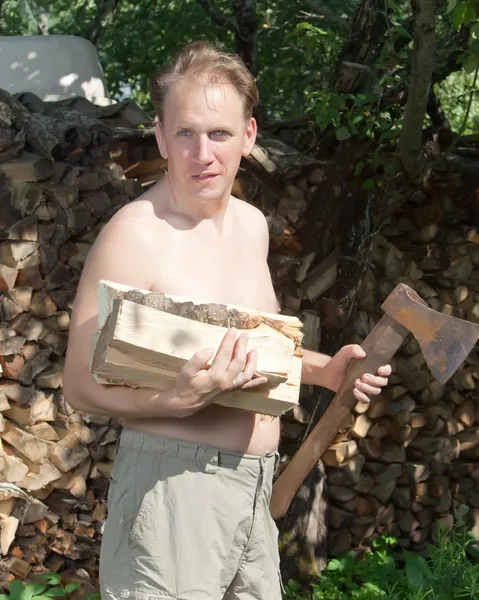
<box><xmin>90</xmin><ymin>280</ymin><xmax>303</xmax><ymax>416</ymax></box>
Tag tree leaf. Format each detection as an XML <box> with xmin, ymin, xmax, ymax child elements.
<box><xmin>64</xmin><ymin>584</ymin><xmax>81</xmax><ymax>594</ymax></box>
<box><xmin>336</xmin><ymin>126</ymin><xmax>351</xmax><ymax>141</ymax></box>
<box><xmin>463</xmin><ymin>53</ymin><xmax>478</xmax><ymax>73</ymax></box>
<box><xmin>472</xmin><ymin>22</ymin><xmax>479</xmax><ymax>39</ymax></box>
<box><xmin>8</xmin><ymin>580</ymin><xmax>25</xmax><ymax>600</ymax></box>
<box><xmin>362</xmin><ymin>178</ymin><xmax>375</xmax><ymax>190</ymax></box>
<box><xmin>446</xmin><ymin>0</ymin><xmax>458</xmax><ymax>13</ymax></box>
<box><xmin>24</xmin><ymin>584</ymin><xmax>48</xmax><ymax>600</ymax></box>
<box><xmin>453</xmin><ymin>2</ymin><xmax>468</xmax><ymax>29</ymax></box>
<box><xmin>44</xmin><ymin>588</ymin><xmax>66</xmax><ymax>598</ymax></box>
<box><xmin>470</xmin><ymin>38</ymin><xmax>479</xmax><ymax>57</ymax></box>
<box><xmin>327</xmin><ymin>558</ymin><xmax>343</xmax><ymax>571</ymax></box>
<box><xmin>40</xmin><ymin>575</ymin><xmax>61</xmax><ymax>587</ymax></box>
<box><xmin>464</xmin><ymin>6</ymin><xmax>477</xmax><ymax>22</ymax></box>
<box><xmin>404</xmin><ymin>551</ymin><xmax>431</xmax><ymax>589</ymax></box>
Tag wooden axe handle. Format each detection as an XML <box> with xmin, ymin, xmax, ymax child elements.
<box><xmin>270</xmin><ymin>314</ymin><xmax>410</xmax><ymax>520</ymax></box>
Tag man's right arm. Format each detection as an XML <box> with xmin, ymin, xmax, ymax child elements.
<box><xmin>63</xmin><ymin>208</ymin><xmax>185</xmax><ymax>418</ymax></box>
<box><xmin>63</xmin><ymin>207</ymin><xmax>264</xmax><ymax>419</ymax></box>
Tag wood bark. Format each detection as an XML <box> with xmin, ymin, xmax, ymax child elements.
<box><xmin>0</xmin><ymin>91</ymin><xmax>112</xmax><ymax>165</ymax></box>
<box><xmin>195</xmin><ymin>0</ymin><xmax>237</xmax><ymax>32</ymax></box>
<box><xmin>399</xmin><ymin>0</ymin><xmax>436</xmax><ymax>182</ymax></box>
<box><xmin>232</xmin><ymin>0</ymin><xmax>259</xmax><ymax>77</ymax></box>
<box><xmin>84</xmin><ymin>0</ymin><xmax>121</xmax><ymax>45</ymax></box>
<box><xmin>333</xmin><ymin>0</ymin><xmax>389</xmax><ymax>93</ymax></box>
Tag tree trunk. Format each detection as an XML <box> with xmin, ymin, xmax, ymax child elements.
<box><xmin>0</xmin><ymin>0</ymin><xmax>5</xmax><ymax>34</ymax></box>
<box><xmin>334</xmin><ymin>0</ymin><xmax>389</xmax><ymax>93</ymax></box>
<box><xmin>38</xmin><ymin>10</ymin><xmax>49</xmax><ymax>35</ymax></box>
<box><xmin>399</xmin><ymin>0</ymin><xmax>436</xmax><ymax>182</ymax></box>
<box><xmin>84</xmin><ymin>0</ymin><xmax>120</xmax><ymax>45</ymax></box>
<box><xmin>232</xmin><ymin>0</ymin><xmax>258</xmax><ymax>77</ymax></box>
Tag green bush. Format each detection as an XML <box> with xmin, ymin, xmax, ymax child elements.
<box><xmin>284</xmin><ymin>525</ymin><xmax>479</xmax><ymax>599</ymax></box>
<box><xmin>0</xmin><ymin>572</ymin><xmax>100</xmax><ymax>600</ymax></box>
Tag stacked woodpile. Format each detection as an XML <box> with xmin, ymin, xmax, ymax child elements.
<box><xmin>255</xmin><ymin>164</ymin><xmax>479</xmax><ymax>557</ymax></box>
<box><xmin>0</xmin><ymin>84</ymin><xmax>478</xmax><ymax>588</ymax></box>
<box><xmin>322</xmin><ymin>175</ymin><xmax>479</xmax><ymax>556</ymax></box>
<box><xmin>0</xmin><ymin>91</ymin><xmax>141</xmax><ymax>586</ymax></box>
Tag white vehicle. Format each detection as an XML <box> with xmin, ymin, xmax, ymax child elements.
<box><xmin>0</xmin><ymin>34</ymin><xmax>112</xmax><ymax>104</ymax></box>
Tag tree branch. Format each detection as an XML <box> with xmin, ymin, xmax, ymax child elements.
<box><xmin>398</xmin><ymin>0</ymin><xmax>436</xmax><ymax>183</ymax></box>
<box><xmin>231</xmin><ymin>0</ymin><xmax>258</xmax><ymax>76</ymax></box>
<box><xmin>459</xmin><ymin>66</ymin><xmax>479</xmax><ymax>135</ymax></box>
<box><xmin>195</xmin><ymin>0</ymin><xmax>237</xmax><ymax>32</ymax></box>
<box><xmin>84</xmin><ymin>0</ymin><xmax>120</xmax><ymax>45</ymax></box>
<box><xmin>334</xmin><ymin>0</ymin><xmax>389</xmax><ymax>93</ymax></box>
<box><xmin>427</xmin><ymin>85</ymin><xmax>453</xmax><ymax>146</ymax></box>
<box><xmin>0</xmin><ymin>0</ymin><xmax>5</xmax><ymax>34</ymax></box>
<box><xmin>432</xmin><ymin>24</ymin><xmax>470</xmax><ymax>84</ymax></box>
<box><xmin>38</xmin><ymin>10</ymin><xmax>49</xmax><ymax>35</ymax></box>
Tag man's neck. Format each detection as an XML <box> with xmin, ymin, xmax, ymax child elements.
<box><xmin>161</xmin><ymin>177</ymin><xmax>232</xmax><ymax>231</ymax></box>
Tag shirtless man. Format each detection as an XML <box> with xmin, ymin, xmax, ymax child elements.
<box><xmin>63</xmin><ymin>41</ymin><xmax>391</xmax><ymax>600</ymax></box>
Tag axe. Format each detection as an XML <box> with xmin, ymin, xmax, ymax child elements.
<box><xmin>270</xmin><ymin>283</ymin><xmax>479</xmax><ymax>520</ymax></box>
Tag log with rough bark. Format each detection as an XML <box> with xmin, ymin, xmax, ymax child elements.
<box><xmin>0</xmin><ymin>90</ymin><xmax>112</xmax><ymax>166</ymax></box>
<box><xmin>90</xmin><ymin>280</ymin><xmax>304</xmax><ymax>416</ymax></box>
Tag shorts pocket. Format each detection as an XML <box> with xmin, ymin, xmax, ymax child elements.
<box><xmin>126</xmin><ymin>454</ymin><xmax>222</xmax><ymax>597</ymax></box>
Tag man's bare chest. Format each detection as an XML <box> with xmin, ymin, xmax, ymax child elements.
<box><xmin>152</xmin><ymin>237</ymin><xmax>276</xmax><ymax>313</ymax></box>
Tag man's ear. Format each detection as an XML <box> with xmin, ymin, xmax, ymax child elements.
<box><xmin>155</xmin><ymin>121</ymin><xmax>168</xmax><ymax>159</ymax></box>
<box><xmin>242</xmin><ymin>117</ymin><xmax>257</xmax><ymax>157</ymax></box>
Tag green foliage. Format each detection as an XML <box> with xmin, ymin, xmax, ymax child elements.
<box><xmin>0</xmin><ymin>0</ymin><xmax>476</xmax><ymax>131</ymax></box>
<box><xmin>0</xmin><ymin>0</ymin><xmax>356</xmax><ymax>119</ymax></box>
<box><xmin>446</xmin><ymin>0</ymin><xmax>479</xmax><ymax>74</ymax></box>
<box><xmin>305</xmin><ymin>88</ymin><xmax>401</xmax><ymax>144</ymax></box>
<box><xmin>283</xmin><ymin>525</ymin><xmax>479</xmax><ymax>600</ymax></box>
<box><xmin>0</xmin><ymin>572</ymin><xmax>100</xmax><ymax>600</ymax></box>
<box><xmin>435</xmin><ymin>71</ymin><xmax>479</xmax><ymax>134</ymax></box>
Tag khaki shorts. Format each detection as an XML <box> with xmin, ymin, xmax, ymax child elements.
<box><xmin>99</xmin><ymin>429</ymin><xmax>284</xmax><ymax>600</ymax></box>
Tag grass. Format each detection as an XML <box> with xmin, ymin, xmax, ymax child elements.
<box><xmin>283</xmin><ymin>523</ymin><xmax>479</xmax><ymax>600</ymax></box>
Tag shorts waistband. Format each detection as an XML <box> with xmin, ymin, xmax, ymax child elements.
<box><xmin>119</xmin><ymin>428</ymin><xmax>278</xmax><ymax>471</ymax></box>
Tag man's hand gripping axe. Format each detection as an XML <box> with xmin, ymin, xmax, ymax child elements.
<box><xmin>270</xmin><ymin>283</ymin><xmax>479</xmax><ymax>520</ymax></box>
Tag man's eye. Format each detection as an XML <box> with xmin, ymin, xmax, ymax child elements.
<box><xmin>213</xmin><ymin>130</ymin><xmax>228</xmax><ymax>137</ymax></box>
<box><xmin>178</xmin><ymin>130</ymin><xmax>190</xmax><ymax>136</ymax></box>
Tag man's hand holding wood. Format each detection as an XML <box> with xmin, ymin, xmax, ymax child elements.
<box><xmin>169</xmin><ymin>328</ymin><xmax>268</xmax><ymax>417</ymax></box>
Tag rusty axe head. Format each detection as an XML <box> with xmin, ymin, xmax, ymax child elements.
<box><xmin>381</xmin><ymin>284</ymin><xmax>479</xmax><ymax>385</ymax></box>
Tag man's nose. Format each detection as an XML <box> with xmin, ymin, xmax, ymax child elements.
<box><xmin>196</xmin><ymin>135</ymin><xmax>213</xmax><ymax>163</ymax></box>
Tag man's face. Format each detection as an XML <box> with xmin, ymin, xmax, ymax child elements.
<box><xmin>156</xmin><ymin>78</ymin><xmax>256</xmax><ymax>204</ymax></box>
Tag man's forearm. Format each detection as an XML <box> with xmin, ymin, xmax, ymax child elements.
<box><xmin>63</xmin><ymin>369</ymin><xmax>185</xmax><ymax>419</ymax></box>
<box><xmin>300</xmin><ymin>349</ymin><xmax>334</xmax><ymax>389</ymax></box>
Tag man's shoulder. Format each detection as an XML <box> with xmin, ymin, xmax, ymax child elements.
<box><xmin>102</xmin><ymin>195</ymin><xmax>163</xmax><ymax>243</ymax></box>
<box><xmin>232</xmin><ymin>197</ymin><xmax>268</xmax><ymax>231</ymax></box>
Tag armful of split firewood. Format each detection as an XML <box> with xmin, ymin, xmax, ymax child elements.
<box><xmin>63</xmin><ymin>215</ymin><xmax>300</xmax><ymax>419</ymax></box>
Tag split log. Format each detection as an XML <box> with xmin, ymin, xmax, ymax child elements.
<box><xmin>0</xmin><ymin>153</ymin><xmax>53</xmax><ymax>183</ymax></box>
<box><xmin>90</xmin><ymin>280</ymin><xmax>303</xmax><ymax>416</ymax></box>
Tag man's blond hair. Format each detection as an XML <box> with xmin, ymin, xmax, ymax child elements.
<box><xmin>150</xmin><ymin>41</ymin><xmax>259</xmax><ymax>122</ymax></box>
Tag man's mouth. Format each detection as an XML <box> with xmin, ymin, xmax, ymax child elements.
<box><xmin>192</xmin><ymin>173</ymin><xmax>218</xmax><ymax>182</ymax></box>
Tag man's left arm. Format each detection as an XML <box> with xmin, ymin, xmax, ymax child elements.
<box><xmin>257</xmin><ymin>209</ymin><xmax>391</xmax><ymax>405</ymax></box>
<box><xmin>301</xmin><ymin>346</ymin><xmax>392</xmax><ymax>404</ymax></box>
